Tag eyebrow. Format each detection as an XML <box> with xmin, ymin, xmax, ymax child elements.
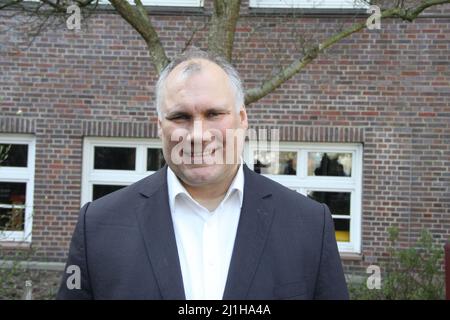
<box><xmin>165</xmin><ymin>105</ymin><xmax>231</xmax><ymax>119</ymax></box>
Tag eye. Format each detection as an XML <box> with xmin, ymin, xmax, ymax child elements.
<box><xmin>168</xmin><ymin>114</ymin><xmax>190</xmax><ymax>121</ymax></box>
<box><xmin>206</xmin><ymin>111</ymin><xmax>222</xmax><ymax>118</ymax></box>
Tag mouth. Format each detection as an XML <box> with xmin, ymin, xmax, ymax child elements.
<box><xmin>190</xmin><ymin>148</ymin><xmax>216</xmax><ymax>157</ymax></box>
<box><xmin>183</xmin><ymin>148</ymin><xmax>218</xmax><ymax>164</ymax></box>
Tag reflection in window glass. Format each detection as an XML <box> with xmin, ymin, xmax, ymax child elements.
<box><xmin>334</xmin><ymin>218</ymin><xmax>350</xmax><ymax>242</ymax></box>
<box><xmin>0</xmin><ymin>144</ymin><xmax>28</xmax><ymax>167</ymax></box>
<box><xmin>94</xmin><ymin>147</ymin><xmax>136</xmax><ymax>170</ymax></box>
<box><xmin>0</xmin><ymin>207</ymin><xmax>25</xmax><ymax>231</ymax></box>
<box><xmin>147</xmin><ymin>148</ymin><xmax>166</xmax><ymax>171</ymax></box>
<box><xmin>308</xmin><ymin>152</ymin><xmax>352</xmax><ymax>177</ymax></box>
<box><xmin>307</xmin><ymin>191</ymin><xmax>350</xmax><ymax>215</ymax></box>
<box><xmin>0</xmin><ymin>182</ymin><xmax>26</xmax><ymax>205</ymax></box>
<box><xmin>254</xmin><ymin>151</ymin><xmax>297</xmax><ymax>175</ymax></box>
<box><xmin>93</xmin><ymin>184</ymin><xmax>127</xmax><ymax>200</ymax></box>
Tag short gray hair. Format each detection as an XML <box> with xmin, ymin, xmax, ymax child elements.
<box><xmin>155</xmin><ymin>48</ymin><xmax>245</xmax><ymax>119</ymax></box>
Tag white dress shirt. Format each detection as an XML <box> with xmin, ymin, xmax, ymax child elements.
<box><xmin>167</xmin><ymin>162</ymin><xmax>244</xmax><ymax>300</ymax></box>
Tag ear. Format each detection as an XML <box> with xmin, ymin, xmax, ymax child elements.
<box><xmin>157</xmin><ymin>118</ymin><xmax>162</xmax><ymax>138</ymax></box>
<box><xmin>240</xmin><ymin>105</ymin><xmax>248</xmax><ymax>130</ymax></box>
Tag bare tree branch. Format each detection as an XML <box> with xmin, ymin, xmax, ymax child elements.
<box><xmin>1</xmin><ymin>0</ymin><xmax>170</xmax><ymax>74</ymax></box>
<box><xmin>207</xmin><ymin>0</ymin><xmax>241</xmax><ymax>61</ymax></box>
<box><xmin>0</xmin><ymin>0</ymin><xmax>22</xmax><ymax>10</ymax></box>
<box><xmin>0</xmin><ymin>0</ymin><xmax>96</xmax><ymax>11</ymax></box>
<box><xmin>244</xmin><ymin>0</ymin><xmax>450</xmax><ymax>105</ymax></box>
<box><xmin>182</xmin><ymin>18</ymin><xmax>208</xmax><ymax>53</ymax></box>
<box><xmin>0</xmin><ymin>0</ymin><xmax>101</xmax><ymax>54</ymax></box>
<box><xmin>108</xmin><ymin>0</ymin><xmax>168</xmax><ymax>74</ymax></box>
<box><xmin>38</xmin><ymin>0</ymin><xmax>65</xmax><ymax>12</ymax></box>
<box><xmin>1</xmin><ymin>0</ymin><xmax>448</xmax><ymax>104</ymax></box>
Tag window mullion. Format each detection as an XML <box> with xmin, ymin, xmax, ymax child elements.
<box><xmin>136</xmin><ymin>145</ymin><xmax>146</xmax><ymax>174</ymax></box>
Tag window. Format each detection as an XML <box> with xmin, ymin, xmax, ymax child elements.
<box><xmin>97</xmin><ymin>0</ymin><xmax>203</xmax><ymax>7</ymax></box>
<box><xmin>139</xmin><ymin>0</ymin><xmax>203</xmax><ymax>5</ymax></box>
<box><xmin>245</xmin><ymin>142</ymin><xmax>362</xmax><ymax>253</ymax></box>
<box><xmin>82</xmin><ymin>138</ymin><xmax>165</xmax><ymax>205</ymax></box>
<box><xmin>249</xmin><ymin>0</ymin><xmax>368</xmax><ymax>9</ymax></box>
<box><xmin>0</xmin><ymin>135</ymin><xmax>35</xmax><ymax>242</ymax></box>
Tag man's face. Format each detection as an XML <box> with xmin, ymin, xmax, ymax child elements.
<box><xmin>158</xmin><ymin>59</ymin><xmax>248</xmax><ymax>188</ymax></box>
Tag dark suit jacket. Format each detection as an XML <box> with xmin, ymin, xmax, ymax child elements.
<box><xmin>57</xmin><ymin>164</ymin><xmax>349</xmax><ymax>299</ymax></box>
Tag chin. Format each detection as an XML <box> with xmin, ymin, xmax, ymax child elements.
<box><xmin>182</xmin><ymin>165</ymin><xmax>222</xmax><ymax>185</ymax></box>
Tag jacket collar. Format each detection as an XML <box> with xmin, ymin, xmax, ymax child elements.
<box><xmin>166</xmin><ymin>162</ymin><xmax>245</xmax><ymax>214</ymax></box>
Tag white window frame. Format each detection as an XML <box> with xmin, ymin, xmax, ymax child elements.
<box><xmin>81</xmin><ymin>137</ymin><xmax>163</xmax><ymax>206</ymax></box>
<box><xmin>96</xmin><ymin>0</ymin><xmax>203</xmax><ymax>6</ymax></box>
<box><xmin>244</xmin><ymin>141</ymin><xmax>362</xmax><ymax>254</ymax></box>
<box><xmin>0</xmin><ymin>134</ymin><xmax>36</xmax><ymax>243</ymax></box>
<box><xmin>249</xmin><ymin>0</ymin><xmax>369</xmax><ymax>9</ymax></box>
<box><xmin>140</xmin><ymin>0</ymin><xmax>203</xmax><ymax>6</ymax></box>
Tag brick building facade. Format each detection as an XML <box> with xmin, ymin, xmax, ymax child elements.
<box><xmin>0</xmin><ymin>0</ymin><xmax>449</xmax><ymax>276</ymax></box>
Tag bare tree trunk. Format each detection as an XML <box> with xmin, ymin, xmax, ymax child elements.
<box><xmin>207</xmin><ymin>0</ymin><xmax>241</xmax><ymax>62</ymax></box>
<box><xmin>109</xmin><ymin>0</ymin><xmax>169</xmax><ymax>74</ymax></box>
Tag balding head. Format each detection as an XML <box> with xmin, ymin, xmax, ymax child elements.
<box><xmin>155</xmin><ymin>48</ymin><xmax>245</xmax><ymax>119</ymax></box>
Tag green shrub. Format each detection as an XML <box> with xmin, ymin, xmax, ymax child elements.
<box><xmin>0</xmin><ymin>250</ymin><xmax>61</xmax><ymax>300</ymax></box>
<box><xmin>349</xmin><ymin>228</ymin><xmax>445</xmax><ymax>300</ymax></box>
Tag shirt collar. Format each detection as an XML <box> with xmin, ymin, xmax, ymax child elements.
<box><xmin>167</xmin><ymin>159</ymin><xmax>244</xmax><ymax>213</ymax></box>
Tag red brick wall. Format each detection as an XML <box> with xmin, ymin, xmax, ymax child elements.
<box><xmin>0</xmin><ymin>1</ymin><xmax>449</xmax><ymax>274</ymax></box>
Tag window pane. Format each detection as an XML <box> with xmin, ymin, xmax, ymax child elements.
<box><xmin>334</xmin><ymin>218</ymin><xmax>350</xmax><ymax>242</ymax></box>
<box><xmin>254</xmin><ymin>151</ymin><xmax>297</xmax><ymax>175</ymax></box>
<box><xmin>147</xmin><ymin>148</ymin><xmax>166</xmax><ymax>171</ymax></box>
<box><xmin>308</xmin><ymin>152</ymin><xmax>352</xmax><ymax>177</ymax></box>
<box><xmin>0</xmin><ymin>182</ymin><xmax>26</xmax><ymax>205</ymax></box>
<box><xmin>0</xmin><ymin>207</ymin><xmax>25</xmax><ymax>231</ymax></box>
<box><xmin>249</xmin><ymin>0</ymin><xmax>367</xmax><ymax>9</ymax></box>
<box><xmin>93</xmin><ymin>184</ymin><xmax>127</xmax><ymax>200</ymax></box>
<box><xmin>94</xmin><ymin>147</ymin><xmax>136</xmax><ymax>170</ymax></box>
<box><xmin>307</xmin><ymin>191</ymin><xmax>350</xmax><ymax>215</ymax></box>
<box><xmin>0</xmin><ymin>144</ymin><xmax>28</xmax><ymax>167</ymax></box>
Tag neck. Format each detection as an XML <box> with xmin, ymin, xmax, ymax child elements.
<box><xmin>182</xmin><ymin>163</ymin><xmax>240</xmax><ymax>211</ymax></box>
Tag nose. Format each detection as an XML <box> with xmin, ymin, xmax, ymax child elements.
<box><xmin>187</xmin><ymin>120</ymin><xmax>206</xmax><ymax>153</ymax></box>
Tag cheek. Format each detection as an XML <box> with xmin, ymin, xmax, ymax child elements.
<box><xmin>218</xmin><ymin>117</ymin><xmax>239</xmax><ymax>134</ymax></box>
<box><xmin>221</xmin><ymin>118</ymin><xmax>245</xmax><ymax>142</ymax></box>
<box><xmin>160</xmin><ymin>125</ymin><xmax>177</xmax><ymax>143</ymax></box>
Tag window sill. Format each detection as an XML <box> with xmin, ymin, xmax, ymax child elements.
<box><xmin>0</xmin><ymin>241</ymin><xmax>32</xmax><ymax>250</ymax></box>
<box><xmin>339</xmin><ymin>252</ymin><xmax>363</xmax><ymax>261</ymax></box>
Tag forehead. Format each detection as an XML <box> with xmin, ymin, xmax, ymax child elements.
<box><xmin>166</xmin><ymin>58</ymin><xmax>228</xmax><ymax>86</ymax></box>
<box><xmin>171</xmin><ymin>57</ymin><xmax>221</xmax><ymax>74</ymax></box>
<box><xmin>162</xmin><ymin>59</ymin><xmax>234</xmax><ymax>109</ymax></box>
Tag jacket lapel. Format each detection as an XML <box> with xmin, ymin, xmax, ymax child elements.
<box><xmin>133</xmin><ymin>164</ymin><xmax>275</xmax><ymax>300</ymax></box>
<box><xmin>134</xmin><ymin>165</ymin><xmax>186</xmax><ymax>300</ymax></box>
<box><xmin>222</xmin><ymin>164</ymin><xmax>275</xmax><ymax>299</ymax></box>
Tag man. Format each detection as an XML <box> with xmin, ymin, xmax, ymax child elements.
<box><xmin>57</xmin><ymin>49</ymin><xmax>349</xmax><ymax>300</ymax></box>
